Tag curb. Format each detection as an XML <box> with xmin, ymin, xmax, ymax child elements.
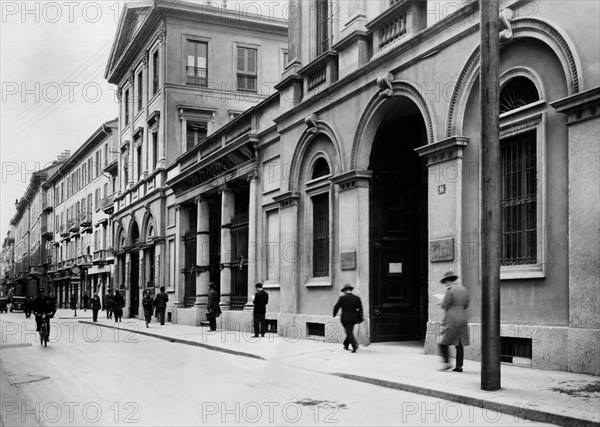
<box><xmin>77</xmin><ymin>321</ymin><xmax>265</xmax><ymax>361</ymax></box>
<box><xmin>333</xmin><ymin>373</ymin><xmax>598</xmax><ymax>427</ymax></box>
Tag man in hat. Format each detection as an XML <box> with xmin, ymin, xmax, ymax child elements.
<box><xmin>333</xmin><ymin>284</ymin><xmax>363</xmax><ymax>353</ymax></box>
<box><xmin>206</xmin><ymin>282</ymin><xmax>220</xmax><ymax>331</ymax></box>
<box><xmin>153</xmin><ymin>286</ymin><xmax>169</xmax><ymax>325</ymax></box>
<box><xmin>104</xmin><ymin>289</ymin><xmax>114</xmax><ymax>319</ymax></box>
<box><xmin>438</xmin><ymin>270</ymin><xmax>470</xmax><ymax>371</ymax></box>
<box><xmin>253</xmin><ymin>283</ymin><xmax>269</xmax><ymax>337</ymax></box>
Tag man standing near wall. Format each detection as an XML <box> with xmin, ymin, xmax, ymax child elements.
<box><xmin>253</xmin><ymin>283</ymin><xmax>269</xmax><ymax>337</ymax></box>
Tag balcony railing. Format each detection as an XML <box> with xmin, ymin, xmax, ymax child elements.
<box><xmin>366</xmin><ymin>0</ymin><xmax>427</xmax><ymax>54</ymax></box>
<box><xmin>77</xmin><ymin>254</ymin><xmax>93</xmax><ymax>266</ymax></box>
<box><xmin>68</xmin><ymin>218</ymin><xmax>80</xmax><ymax>232</ymax></box>
<box><xmin>101</xmin><ymin>194</ymin><xmax>115</xmax><ymax>214</ymax></box>
<box><xmin>42</xmin><ymin>198</ymin><xmax>53</xmax><ymax>213</ymax></box>
<box><xmin>93</xmin><ymin>249</ymin><xmax>114</xmax><ymax>265</ymax></box>
<box><xmin>298</xmin><ymin>51</ymin><xmax>338</xmax><ymax>97</ymax></box>
<box><xmin>59</xmin><ymin>223</ymin><xmax>69</xmax><ymax>237</ymax></box>
<box><xmin>41</xmin><ymin>214</ymin><xmax>53</xmax><ymax>239</ymax></box>
<box><xmin>80</xmin><ymin>210</ymin><xmax>92</xmax><ymax>227</ymax></box>
<box><xmin>186</xmin><ymin>66</ymin><xmax>207</xmax><ymax>86</ymax></box>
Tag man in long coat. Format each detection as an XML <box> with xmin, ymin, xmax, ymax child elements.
<box><xmin>253</xmin><ymin>283</ymin><xmax>269</xmax><ymax>337</ymax></box>
<box><xmin>333</xmin><ymin>284</ymin><xmax>363</xmax><ymax>353</ymax></box>
<box><xmin>206</xmin><ymin>283</ymin><xmax>220</xmax><ymax>331</ymax></box>
<box><xmin>153</xmin><ymin>286</ymin><xmax>169</xmax><ymax>325</ymax></box>
<box><xmin>438</xmin><ymin>270</ymin><xmax>470</xmax><ymax>371</ymax></box>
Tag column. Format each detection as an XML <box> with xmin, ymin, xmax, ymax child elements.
<box><xmin>245</xmin><ymin>173</ymin><xmax>258</xmax><ymax>310</ymax></box>
<box><xmin>195</xmin><ymin>197</ymin><xmax>210</xmax><ymax>307</ymax></box>
<box><xmin>552</xmin><ymin>89</ymin><xmax>600</xmax><ymax>375</ymax></box>
<box><xmin>219</xmin><ymin>186</ymin><xmax>235</xmax><ymax>310</ymax></box>
<box><xmin>273</xmin><ymin>192</ymin><xmax>300</xmax><ymax>314</ymax></box>
<box><xmin>331</xmin><ymin>170</ymin><xmax>372</xmax><ymax>308</ymax></box>
<box><xmin>124</xmin><ymin>251</ymin><xmax>131</xmax><ymax>317</ymax></box>
<box><xmin>174</xmin><ymin>204</ymin><xmax>188</xmax><ymax>307</ymax></box>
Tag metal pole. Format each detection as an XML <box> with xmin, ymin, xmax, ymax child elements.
<box><xmin>480</xmin><ymin>0</ymin><xmax>502</xmax><ymax>391</ymax></box>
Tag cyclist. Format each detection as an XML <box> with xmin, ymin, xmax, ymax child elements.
<box><xmin>31</xmin><ymin>288</ymin><xmax>57</xmax><ymax>338</ymax></box>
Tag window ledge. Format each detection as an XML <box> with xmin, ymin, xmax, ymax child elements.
<box><xmin>263</xmin><ymin>281</ymin><xmax>280</xmax><ymax>289</ymax></box>
<box><xmin>306</xmin><ymin>278</ymin><xmax>331</xmax><ymax>288</ymax></box>
<box><xmin>500</xmin><ymin>265</ymin><xmax>545</xmax><ymax>280</ymax></box>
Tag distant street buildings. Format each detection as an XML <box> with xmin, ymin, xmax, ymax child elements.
<box><xmin>2</xmin><ymin>0</ymin><xmax>598</xmax><ymax>375</ymax></box>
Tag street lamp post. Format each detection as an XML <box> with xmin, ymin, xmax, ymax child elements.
<box><xmin>480</xmin><ymin>0</ymin><xmax>502</xmax><ymax>391</ymax></box>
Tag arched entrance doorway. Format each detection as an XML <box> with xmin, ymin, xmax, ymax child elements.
<box><xmin>369</xmin><ymin>97</ymin><xmax>428</xmax><ymax>341</ymax></box>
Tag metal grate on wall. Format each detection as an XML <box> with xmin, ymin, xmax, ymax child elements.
<box><xmin>307</xmin><ymin>322</ymin><xmax>325</xmax><ymax>337</ymax></box>
<box><xmin>501</xmin><ymin>337</ymin><xmax>532</xmax><ymax>366</ymax></box>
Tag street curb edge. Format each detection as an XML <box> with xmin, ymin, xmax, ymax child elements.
<box><xmin>77</xmin><ymin>321</ymin><xmax>266</xmax><ymax>361</ymax></box>
<box><xmin>333</xmin><ymin>373</ymin><xmax>598</xmax><ymax>427</ymax></box>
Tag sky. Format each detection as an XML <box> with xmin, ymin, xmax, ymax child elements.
<box><xmin>0</xmin><ymin>0</ymin><xmax>288</xmax><ymax>241</ymax></box>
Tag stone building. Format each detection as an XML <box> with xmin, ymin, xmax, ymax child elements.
<box><xmin>104</xmin><ymin>0</ymin><xmax>288</xmax><ymax>320</ymax></box>
<box><xmin>45</xmin><ymin>120</ymin><xmax>118</xmax><ymax>308</ymax></box>
<box><xmin>168</xmin><ymin>0</ymin><xmax>599</xmax><ymax>375</ymax></box>
<box><xmin>6</xmin><ymin>159</ymin><xmax>65</xmax><ymax>297</ymax></box>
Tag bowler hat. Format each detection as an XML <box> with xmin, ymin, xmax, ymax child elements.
<box><xmin>255</xmin><ymin>283</ymin><xmax>263</xmax><ymax>288</ymax></box>
<box><xmin>208</xmin><ymin>282</ymin><xmax>217</xmax><ymax>288</ymax></box>
<box><xmin>341</xmin><ymin>284</ymin><xmax>354</xmax><ymax>292</ymax></box>
<box><xmin>440</xmin><ymin>271</ymin><xmax>458</xmax><ymax>283</ymax></box>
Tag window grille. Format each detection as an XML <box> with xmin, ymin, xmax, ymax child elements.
<box><xmin>187</xmin><ymin>41</ymin><xmax>208</xmax><ymax>86</ymax></box>
<box><xmin>501</xmin><ymin>130</ymin><xmax>537</xmax><ymax>266</ymax></box>
<box><xmin>237</xmin><ymin>47</ymin><xmax>257</xmax><ymax>92</ymax></box>
<box><xmin>500</xmin><ymin>77</ymin><xmax>539</xmax><ymax>114</ymax></box>
<box><xmin>312</xmin><ymin>193</ymin><xmax>329</xmax><ymax>277</ymax></box>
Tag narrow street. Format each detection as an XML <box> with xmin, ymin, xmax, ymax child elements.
<box><xmin>0</xmin><ymin>312</ymin><xmax>552</xmax><ymax>426</ymax></box>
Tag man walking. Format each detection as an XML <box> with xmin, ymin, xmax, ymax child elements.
<box><xmin>82</xmin><ymin>292</ymin><xmax>90</xmax><ymax>312</ymax></box>
<box><xmin>104</xmin><ymin>289</ymin><xmax>114</xmax><ymax>319</ymax></box>
<box><xmin>253</xmin><ymin>283</ymin><xmax>269</xmax><ymax>337</ymax></box>
<box><xmin>153</xmin><ymin>286</ymin><xmax>168</xmax><ymax>325</ymax></box>
<box><xmin>437</xmin><ymin>271</ymin><xmax>470</xmax><ymax>371</ymax></box>
<box><xmin>91</xmin><ymin>292</ymin><xmax>101</xmax><ymax>322</ymax></box>
<box><xmin>333</xmin><ymin>284</ymin><xmax>363</xmax><ymax>353</ymax></box>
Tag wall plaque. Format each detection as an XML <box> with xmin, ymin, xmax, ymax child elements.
<box><xmin>430</xmin><ymin>238</ymin><xmax>455</xmax><ymax>262</ymax></box>
<box><xmin>340</xmin><ymin>251</ymin><xmax>356</xmax><ymax>270</ymax></box>
<box><xmin>389</xmin><ymin>263</ymin><xmax>403</xmax><ymax>274</ymax></box>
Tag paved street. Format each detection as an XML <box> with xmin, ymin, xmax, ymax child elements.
<box><xmin>0</xmin><ymin>312</ymin><xmax>553</xmax><ymax>426</ymax></box>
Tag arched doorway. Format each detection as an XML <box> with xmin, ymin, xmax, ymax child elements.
<box><xmin>369</xmin><ymin>97</ymin><xmax>428</xmax><ymax>341</ymax></box>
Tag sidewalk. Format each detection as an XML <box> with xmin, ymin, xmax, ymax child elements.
<box><xmin>74</xmin><ymin>311</ymin><xmax>600</xmax><ymax>427</ymax></box>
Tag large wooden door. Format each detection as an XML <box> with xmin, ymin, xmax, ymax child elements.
<box><xmin>369</xmin><ymin>111</ymin><xmax>427</xmax><ymax>341</ymax></box>
<box><xmin>130</xmin><ymin>251</ymin><xmax>139</xmax><ymax>317</ymax></box>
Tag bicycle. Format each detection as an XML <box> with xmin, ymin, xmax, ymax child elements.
<box><xmin>36</xmin><ymin>313</ymin><xmax>51</xmax><ymax>347</ymax></box>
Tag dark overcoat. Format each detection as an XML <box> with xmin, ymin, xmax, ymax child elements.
<box><xmin>333</xmin><ymin>293</ymin><xmax>364</xmax><ymax>323</ymax></box>
<box><xmin>142</xmin><ymin>295</ymin><xmax>154</xmax><ymax>317</ymax></box>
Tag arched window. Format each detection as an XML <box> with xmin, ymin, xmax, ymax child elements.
<box><xmin>311</xmin><ymin>157</ymin><xmax>331</xmax><ymax>180</ymax></box>
<box><xmin>499</xmin><ymin>76</ymin><xmax>539</xmax><ymax>114</ymax></box>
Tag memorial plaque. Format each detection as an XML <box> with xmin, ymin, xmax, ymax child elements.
<box><xmin>340</xmin><ymin>251</ymin><xmax>356</xmax><ymax>270</ymax></box>
<box><xmin>430</xmin><ymin>238</ymin><xmax>455</xmax><ymax>262</ymax></box>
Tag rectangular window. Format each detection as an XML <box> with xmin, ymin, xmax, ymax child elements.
<box><xmin>282</xmin><ymin>50</ymin><xmax>289</xmax><ymax>72</ymax></box>
<box><xmin>316</xmin><ymin>0</ymin><xmax>332</xmax><ymax>56</ymax></box>
<box><xmin>152</xmin><ymin>132</ymin><xmax>158</xmax><ymax>169</ymax></box>
<box><xmin>137</xmin><ymin>145</ymin><xmax>142</xmax><ymax>179</ymax></box>
<box><xmin>87</xmin><ymin>194</ymin><xmax>92</xmax><ymax>216</ymax></box>
<box><xmin>167</xmin><ymin>206</ymin><xmax>175</xmax><ymax>228</ymax></box>
<box><xmin>137</xmin><ymin>69</ymin><xmax>143</xmax><ymax>112</ymax></box>
<box><xmin>124</xmin><ymin>89</ymin><xmax>130</xmax><ymax>125</ymax></box>
<box><xmin>152</xmin><ymin>50</ymin><xmax>159</xmax><ymax>95</ymax></box>
<box><xmin>236</xmin><ymin>46</ymin><xmax>257</xmax><ymax>92</ymax></box>
<box><xmin>168</xmin><ymin>239</ymin><xmax>175</xmax><ymax>289</ymax></box>
<box><xmin>186</xmin><ymin>122</ymin><xmax>207</xmax><ymax>150</ymax></box>
<box><xmin>312</xmin><ymin>193</ymin><xmax>329</xmax><ymax>277</ymax></box>
<box><xmin>95</xmin><ymin>189</ymin><xmax>100</xmax><ymax>212</ymax></box>
<box><xmin>266</xmin><ymin>210</ymin><xmax>280</xmax><ymax>281</ymax></box>
<box><xmin>104</xmin><ymin>143</ymin><xmax>108</xmax><ymax>167</ymax></box>
<box><xmin>95</xmin><ymin>151</ymin><xmax>101</xmax><ymax>178</ymax></box>
<box><xmin>186</xmin><ymin>40</ymin><xmax>208</xmax><ymax>86</ymax></box>
<box><xmin>501</xmin><ymin>130</ymin><xmax>537</xmax><ymax>266</ymax></box>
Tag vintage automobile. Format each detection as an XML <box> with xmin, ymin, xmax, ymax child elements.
<box><xmin>10</xmin><ymin>296</ymin><xmax>26</xmax><ymax>312</ymax></box>
<box><xmin>0</xmin><ymin>297</ymin><xmax>8</xmax><ymax>313</ymax></box>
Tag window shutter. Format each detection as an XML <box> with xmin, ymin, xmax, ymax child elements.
<box><xmin>247</xmin><ymin>49</ymin><xmax>257</xmax><ymax>73</ymax></box>
<box><xmin>237</xmin><ymin>47</ymin><xmax>245</xmax><ymax>71</ymax></box>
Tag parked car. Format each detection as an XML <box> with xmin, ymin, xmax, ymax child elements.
<box><xmin>10</xmin><ymin>296</ymin><xmax>26</xmax><ymax>312</ymax></box>
<box><xmin>0</xmin><ymin>297</ymin><xmax>8</xmax><ymax>313</ymax></box>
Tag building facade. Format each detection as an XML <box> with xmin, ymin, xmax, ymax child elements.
<box><xmin>168</xmin><ymin>0</ymin><xmax>599</xmax><ymax>375</ymax></box>
<box><xmin>5</xmin><ymin>159</ymin><xmax>65</xmax><ymax>297</ymax></box>
<box><xmin>45</xmin><ymin>121</ymin><xmax>118</xmax><ymax>308</ymax></box>
<box><xmin>104</xmin><ymin>0</ymin><xmax>288</xmax><ymax>321</ymax></box>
